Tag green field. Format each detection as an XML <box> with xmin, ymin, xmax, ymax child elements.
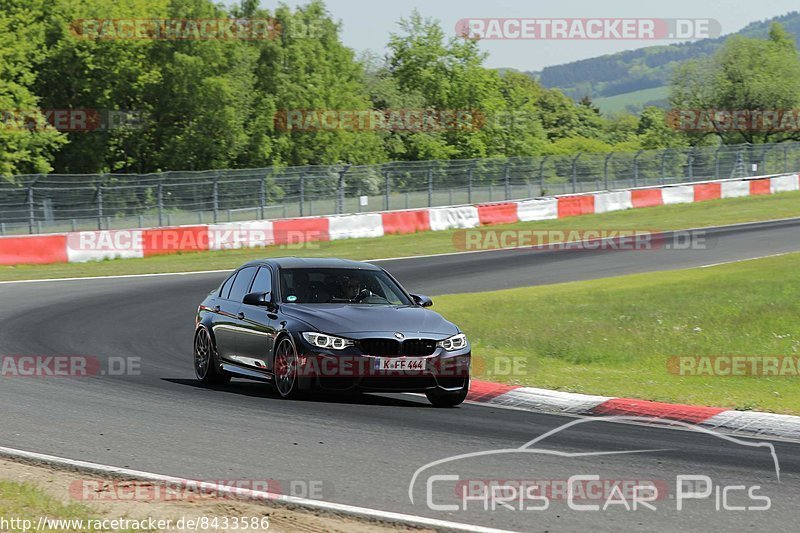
<box><xmin>3</xmin><ymin>190</ymin><xmax>800</xmax><ymax>282</ymax></box>
<box><xmin>435</xmin><ymin>252</ymin><xmax>800</xmax><ymax>414</ymax></box>
<box><xmin>595</xmin><ymin>86</ymin><xmax>670</xmax><ymax>115</ymax></box>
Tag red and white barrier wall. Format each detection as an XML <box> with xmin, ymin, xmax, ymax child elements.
<box><xmin>2</xmin><ymin>173</ymin><xmax>799</xmax><ymax>266</ymax></box>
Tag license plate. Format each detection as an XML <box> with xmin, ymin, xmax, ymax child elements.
<box><xmin>374</xmin><ymin>357</ymin><xmax>427</xmax><ymax>371</ymax></box>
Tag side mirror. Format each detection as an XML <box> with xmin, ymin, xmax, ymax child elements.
<box><xmin>411</xmin><ymin>293</ymin><xmax>433</xmax><ymax>307</ymax></box>
<box><xmin>243</xmin><ymin>291</ymin><xmax>271</xmax><ymax>307</ymax></box>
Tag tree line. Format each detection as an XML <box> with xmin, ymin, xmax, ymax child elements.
<box><xmin>1</xmin><ymin>0</ymin><xmax>799</xmax><ymax>178</ymax></box>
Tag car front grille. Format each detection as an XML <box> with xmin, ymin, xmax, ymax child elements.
<box><xmin>357</xmin><ymin>338</ymin><xmax>437</xmax><ymax>356</ymax></box>
<box><xmin>402</xmin><ymin>339</ymin><xmax>438</xmax><ymax>356</ymax></box>
<box><xmin>358</xmin><ymin>338</ymin><xmax>400</xmax><ymax>356</ymax></box>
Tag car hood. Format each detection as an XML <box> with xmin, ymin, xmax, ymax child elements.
<box><xmin>281</xmin><ymin>304</ymin><xmax>459</xmax><ymax>338</ymax></box>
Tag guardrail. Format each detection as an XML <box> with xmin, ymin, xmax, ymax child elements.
<box><xmin>1</xmin><ymin>172</ymin><xmax>796</xmax><ymax>266</ymax></box>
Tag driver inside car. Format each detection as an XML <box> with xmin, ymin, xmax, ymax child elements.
<box><xmin>334</xmin><ymin>274</ymin><xmax>362</xmax><ymax>300</ymax></box>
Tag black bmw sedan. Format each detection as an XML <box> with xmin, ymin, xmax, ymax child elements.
<box><xmin>194</xmin><ymin>258</ymin><xmax>471</xmax><ymax>407</ymax></box>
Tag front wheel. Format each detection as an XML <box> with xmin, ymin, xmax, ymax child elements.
<box><xmin>194</xmin><ymin>328</ymin><xmax>230</xmax><ymax>385</ymax></box>
<box><xmin>426</xmin><ymin>377</ymin><xmax>470</xmax><ymax>408</ymax></box>
<box><xmin>273</xmin><ymin>336</ymin><xmax>303</xmax><ymax>399</ymax></box>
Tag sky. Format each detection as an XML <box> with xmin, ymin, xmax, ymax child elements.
<box><xmin>231</xmin><ymin>0</ymin><xmax>799</xmax><ymax>71</ymax></box>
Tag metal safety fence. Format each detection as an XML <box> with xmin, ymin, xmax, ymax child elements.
<box><xmin>1</xmin><ymin>142</ymin><xmax>799</xmax><ymax>235</ymax></box>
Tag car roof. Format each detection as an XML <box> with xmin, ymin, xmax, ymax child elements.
<box><xmin>241</xmin><ymin>257</ymin><xmax>382</xmax><ymax>271</ymax></box>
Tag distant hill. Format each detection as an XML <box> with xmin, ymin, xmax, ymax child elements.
<box><xmin>594</xmin><ymin>86</ymin><xmax>670</xmax><ymax>115</ymax></box>
<box><xmin>524</xmin><ymin>11</ymin><xmax>800</xmax><ymax>114</ymax></box>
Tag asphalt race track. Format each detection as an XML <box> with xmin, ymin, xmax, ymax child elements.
<box><xmin>2</xmin><ymin>218</ymin><xmax>800</xmax><ymax>531</ymax></box>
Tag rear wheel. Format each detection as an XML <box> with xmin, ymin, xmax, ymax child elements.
<box><xmin>194</xmin><ymin>328</ymin><xmax>230</xmax><ymax>385</ymax></box>
<box><xmin>426</xmin><ymin>376</ymin><xmax>469</xmax><ymax>407</ymax></box>
<box><xmin>273</xmin><ymin>336</ymin><xmax>303</xmax><ymax>399</ymax></box>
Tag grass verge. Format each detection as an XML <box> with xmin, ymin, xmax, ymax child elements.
<box><xmin>0</xmin><ymin>479</ymin><xmax>131</xmax><ymax>532</ymax></box>
<box><xmin>0</xmin><ymin>458</ymin><xmax>413</xmax><ymax>532</ymax></box>
<box><xmin>433</xmin><ymin>252</ymin><xmax>800</xmax><ymax>415</ymax></box>
<box><xmin>3</xmin><ymin>190</ymin><xmax>800</xmax><ymax>281</ymax></box>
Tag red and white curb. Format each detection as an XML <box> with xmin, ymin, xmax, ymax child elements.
<box><xmin>467</xmin><ymin>381</ymin><xmax>800</xmax><ymax>442</ymax></box>
<box><xmin>2</xmin><ymin>172</ymin><xmax>798</xmax><ymax>266</ymax></box>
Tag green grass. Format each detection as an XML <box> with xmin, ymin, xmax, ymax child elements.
<box><xmin>434</xmin><ymin>253</ymin><xmax>800</xmax><ymax>415</ymax></box>
<box><xmin>0</xmin><ymin>480</ymin><xmax>138</xmax><ymax>532</ymax></box>
<box><xmin>3</xmin><ymin>190</ymin><xmax>800</xmax><ymax>282</ymax></box>
<box><xmin>595</xmin><ymin>86</ymin><xmax>669</xmax><ymax>114</ymax></box>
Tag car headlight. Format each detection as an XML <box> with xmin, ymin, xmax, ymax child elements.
<box><xmin>302</xmin><ymin>332</ymin><xmax>354</xmax><ymax>350</ymax></box>
<box><xmin>437</xmin><ymin>333</ymin><xmax>468</xmax><ymax>351</ymax></box>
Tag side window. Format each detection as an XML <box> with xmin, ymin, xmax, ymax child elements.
<box><xmin>228</xmin><ymin>266</ymin><xmax>258</xmax><ymax>303</ymax></box>
<box><xmin>250</xmin><ymin>267</ymin><xmax>273</xmax><ymax>295</ymax></box>
<box><xmin>219</xmin><ymin>273</ymin><xmax>236</xmax><ymax>299</ymax></box>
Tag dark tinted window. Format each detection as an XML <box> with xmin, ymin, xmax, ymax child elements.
<box><xmin>218</xmin><ymin>274</ymin><xmax>236</xmax><ymax>299</ymax></box>
<box><xmin>250</xmin><ymin>267</ymin><xmax>273</xmax><ymax>295</ymax></box>
<box><xmin>279</xmin><ymin>268</ymin><xmax>411</xmax><ymax>305</ymax></box>
<box><xmin>227</xmin><ymin>266</ymin><xmax>257</xmax><ymax>302</ymax></box>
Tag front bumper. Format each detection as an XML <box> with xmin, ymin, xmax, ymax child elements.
<box><xmin>294</xmin><ymin>337</ymin><xmax>471</xmax><ymax>393</ymax></box>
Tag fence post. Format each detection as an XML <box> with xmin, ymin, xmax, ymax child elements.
<box><xmin>571</xmin><ymin>153</ymin><xmax>581</xmax><ymax>194</ymax></box>
<box><xmin>714</xmin><ymin>146</ymin><xmax>722</xmax><ymax>180</ymax></box>
<box><xmin>337</xmin><ymin>166</ymin><xmax>349</xmax><ymax>215</ymax></box>
<box><xmin>688</xmin><ymin>151</ymin><xmax>694</xmax><ymax>181</ymax></box>
<box><xmin>212</xmin><ymin>172</ymin><xmax>219</xmax><ymax>224</ymax></box>
<box><xmin>603</xmin><ymin>153</ymin><xmax>613</xmax><ymax>190</ymax></box>
<box><xmin>503</xmin><ymin>163</ymin><xmax>510</xmax><ymax>200</ymax></box>
<box><xmin>784</xmin><ymin>144</ymin><xmax>789</xmax><ymax>173</ymax></box>
<box><xmin>27</xmin><ymin>183</ymin><xmax>35</xmax><ymax>234</ymax></box>
<box><xmin>299</xmin><ymin>175</ymin><xmax>305</xmax><ymax>217</ymax></box>
<box><xmin>660</xmin><ymin>149</ymin><xmax>668</xmax><ymax>185</ymax></box>
<box><xmin>427</xmin><ymin>168</ymin><xmax>433</xmax><ymax>207</ymax></box>
<box><xmin>96</xmin><ymin>184</ymin><xmax>104</xmax><ymax>230</ymax></box>
<box><xmin>157</xmin><ymin>180</ymin><xmax>164</xmax><ymax>227</ymax></box>
<box><xmin>384</xmin><ymin>170</ymin><xmax>390</xmax><ymax>211</ymax></box>
<box><xmin>539</xmin><ymin>156</ymin><xmax>548</xmax><ymax>196</ymax></box>
<box><xmin>467</xmin><ymin>165</ymin><xmax>473</xmax><ymax>204</ymax></box>
<box><xmin>259</xmin><ymin>175</ymin><xmax>266</xmax><ymax>219</ymax></box>
<box><xmin>633</xmin><ymin>150</ymin><xmax>643</xmax><ymax>188</ymax></box>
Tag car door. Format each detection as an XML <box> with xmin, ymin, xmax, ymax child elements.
<box><xmin>236</xmin><ymin>265</ymin><xmax>278</xmax><ymax>369</ymax></box>
<box><xmin>214</xmin><ymin>266</ymin><xmax>257</xmax><ymax>361</ymax></box>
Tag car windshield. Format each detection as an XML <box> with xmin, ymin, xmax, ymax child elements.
<box><xmin>279</xmin><ymin>268</ymin><xmax>413</xmax><ymax>305</ymax></box>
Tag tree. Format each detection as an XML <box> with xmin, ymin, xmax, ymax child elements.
<box><xmin>670</xmin><ymin>22</ymin><xmax>800</xmax><ymax>144</ymax></box>
<box><xmin>0</xmin><ymin>0</ymin><xmax>65</xmax><ymax>177</ymax></box>
<box><xmin>387</xmin><ymin>11</ymin><xmax>508</xmax><ymax>160</ymax></box>
<box><xmin>636</xmin><ymin>106</ymin><xmax>688</xmax><ymax>149</ymax></box>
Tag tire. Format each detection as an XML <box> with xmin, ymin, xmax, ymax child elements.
<box><xmin>426</xmin><ymin>376</ymin><xmax>469</xmax><ymax>408</ymax></box>
<box><xmin>273</xmin><ymin>336</ymin><xmax>303</xmax><ymax>399</ymax></box>
<box><xmin>194</xmin><ymin>327</ymin><xmax>231</xmax><ymax>386</ymax></box>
